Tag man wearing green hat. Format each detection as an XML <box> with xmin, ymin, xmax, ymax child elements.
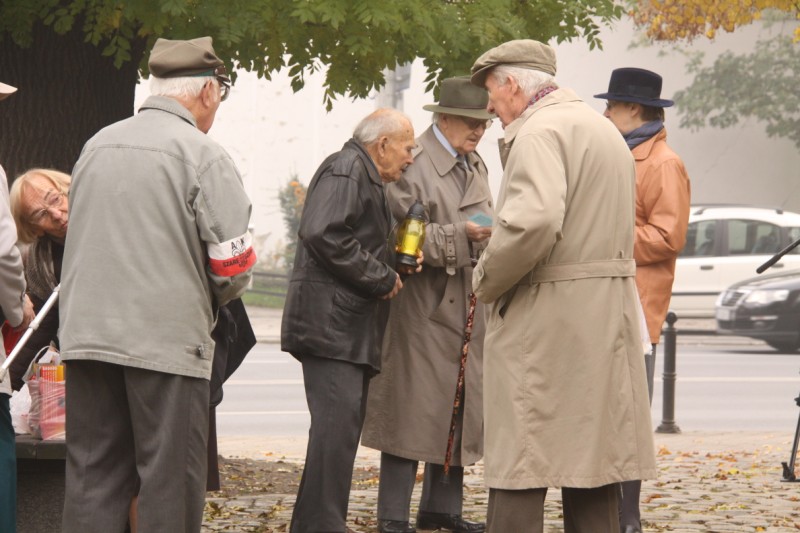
<box><xmin>362</xmin><ymin>76</ymin><xmax>494</xmax><ymax>533</ymax></box>
<box><xmin>0</xmin><ymin>78</ymin><xmax>34</xmax><ymax>533</ymax></box>
<box><xmin>469</xmin><ymin>40</ymin><xmax>656</xmax><ymax>532</ymax></box>
<box><xmin>60</xmin><ymin>36</ymin><xmax>254</xmax><ymax>533</ymax></box>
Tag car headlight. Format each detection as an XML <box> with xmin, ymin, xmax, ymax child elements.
<box><xmin>744</xmin><ymin>289</ymin><xmax>790</xmax><ymax>305</ymax></box>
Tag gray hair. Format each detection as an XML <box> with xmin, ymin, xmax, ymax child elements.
<box><xmin>353</xmin><ymin>108</ymin><xmax>412</xmax><ymax>145</ymax></box>
<box><xmin>149</xmin><ymin>76</ymin><xmax>214</xmax><ymax>99</ymax></box>
<box><xmin>491</xmin><ymin>65</ymin><xmax>558</xmax><ymax>100</ymax></box>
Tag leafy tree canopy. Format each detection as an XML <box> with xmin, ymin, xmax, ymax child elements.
<box><xmin>632</xmin><ymin>0</ymin><xmax>799</xmax><ymax>41</ymax></box>
<box><xmin>674</xmin><ymin>37</ymin><xmax>799</xmax><ymax>149</ymax></box>
<box><xmin>0</xmin><ymin>0</ymin><xmax>624</xmax><ymax>109</ymax></box>
<box><xmin>630</xmin><ymin>0</ymin><xmax>799</xmax><ymax>149</ymax></box>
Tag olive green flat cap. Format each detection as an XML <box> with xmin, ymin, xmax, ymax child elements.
<box><xmin>0</xmin><ymin>81</ymin><xmax>17</xmax><ymax>101</ymax></box>
<box><xmin>470</xmin><ymin>39</ymin><xmax>557</xmax><ymax>87</ymax></box>
<box><xmin>149</xmin><ymin>36</ymin><xmax>225</xmax><ymax>79</ymax></box>
<box><xmin>422</xmin><ymin>76</ymin><xmax>494</xmax><ymax>120</ymax></box>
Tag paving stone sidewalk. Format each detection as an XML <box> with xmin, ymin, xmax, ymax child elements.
<box><xmin>219</xmin><ymin>307</ymin><xmax>799</xmax><ymax>532</ymax></box>
<box><xmin>203</xmin><ymin>432</ymin><xmax>800</xmax><ymax>533</ymax></box>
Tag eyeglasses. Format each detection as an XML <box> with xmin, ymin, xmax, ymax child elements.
<box><xmin>459</xmin><ymin>117</ymin><xmax>493</xmax><ymax>130</ymax></box>
<box><xmin>29</xmin><ymin>190</ymin><xmax>65</xmax><ymax>223</ymax></box>
<box><xmin>605</xmin><ymin>101</ymin><xmax>618</xmax><ymax>111</ymax></box>
<box><xmin>214</xmin><ymin>65</ymin><xmax>230</xmax><ymax>102</ymax></box>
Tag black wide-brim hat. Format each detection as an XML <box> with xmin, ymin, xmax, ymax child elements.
<box><xmin>423</xmin><ymin>76</ymin><xmax>495</xmax><ymax>120</ymax></box>
<box><xmin>594</xmin><ymin>67</ymin><xmax>674</xmax><ymax>108</ymax></box>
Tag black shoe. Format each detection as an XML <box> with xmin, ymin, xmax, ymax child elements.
<box><xmin>622</xmin><ymin>526</ymin><xmax>642</xmax><ymax>533</ymax></box>
<box><xmin>378</xmin><ymin>519</ymin><xmax>416</xmax><ymax>533</ymax></box>
<box><xmin>416</xmin><ymin>511</ymin><xmax>485</xmax><ymax>533</ymax></box>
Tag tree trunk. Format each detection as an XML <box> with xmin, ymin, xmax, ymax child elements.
<box><xmin>0</xmin><ymin>22</ymin><xmax>146</xmax><ymax>181</ymax></box>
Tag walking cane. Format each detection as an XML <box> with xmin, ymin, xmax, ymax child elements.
<box><xmin>443</xmin><ymin>291</ymin><xmax>478</xmax><ymax>476</ymax></box>
<box><xmin>0</xmin><ymin>284</ymin><xmax>60</xmax><ymax>383</ymax></box>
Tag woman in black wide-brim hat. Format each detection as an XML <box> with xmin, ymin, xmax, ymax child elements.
<box><xmin>595</xmin><ymin>68</ymin><xmax>692</xmax><ymax>533</ymax></box>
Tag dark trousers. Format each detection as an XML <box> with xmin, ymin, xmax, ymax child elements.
<box><xmin>377</xmin><ymin>453</ymin><xmax>463</xmax><ymax>522</ymax></box>
<box><xmin>487</xmin><ymin>484</ymin><xmax>619</xmax><ymax>533</ymax></box>
<box><xmin>0</xmin><ymin>394</ymin><xmax>16</xmax><ymax>533</ymax></box>
<box><xmin>62</xmin><ymin>360</ymin><xmax>209</xmax><ymax>533</ymax></box>
<box><xmin>619</xmin><ymin>343</ymin><xmax>657</xmax><ymax>531</ymax></box>
<box><xmin>290</xmin><ymin>355</ymin><xmax>371</xmax><ymax>533</ymax></box>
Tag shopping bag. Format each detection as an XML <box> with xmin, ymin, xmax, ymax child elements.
<box><xmin>27</xmin><ymin>346</ymin><xmax>66</xmax><ymax>440</ymax></box>
<box><xmin>10</xmin><ymin>383</ymin><xmax>32</xmax><ymax>434</ymax></box>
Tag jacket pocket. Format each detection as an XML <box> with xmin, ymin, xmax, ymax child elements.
<box><xmin>332</xmin><ymin>287</ymin><xmax>373</xmax><ymax>314</ymax></box>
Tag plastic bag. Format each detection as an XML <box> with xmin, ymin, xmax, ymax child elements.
<box><xmin>27</xmin><ymin>345</ymin><xmax>66</xmax><ymax>440</ymax></box>
<box><xmin>10</xmin><ymin>383</ymin><xmax>32</xmax><ymax>435</ymax></box>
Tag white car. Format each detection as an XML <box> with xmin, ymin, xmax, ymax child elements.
<box><xmin>670</xmin><ymin>206</ymin><xmax>800</xmax><ymax>318</ymax></box>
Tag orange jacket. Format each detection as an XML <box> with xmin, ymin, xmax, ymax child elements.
<box><xmin>633</xmin><ymin>128</ymin><xmax>691</xmax><ymax>343</ymax></box>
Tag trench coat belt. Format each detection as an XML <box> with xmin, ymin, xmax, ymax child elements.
<box><xmin>518</xmin><ymin>259</ymin><xmax>636</xmax><ymax>285</ymax></box>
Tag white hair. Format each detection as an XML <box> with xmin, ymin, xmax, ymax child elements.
<box><xmin>353</xmin><ymin>109</ymin><xmax>411</xmax><ymax>145</ymax></box>
<box><xmin>149</xmin><ymin>76</ymin><xmax>214</xmax><ymax>99</ymax></box>
<box><xmin>491</xmin><ymin>66</ymin><xmax>558</xmax><ymax>99</ymax></box>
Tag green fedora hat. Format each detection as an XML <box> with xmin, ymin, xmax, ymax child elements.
<box><xmin>423</xmin><ymin>76</ymin><xmax>494</xmax><ymax>120</ymax></box>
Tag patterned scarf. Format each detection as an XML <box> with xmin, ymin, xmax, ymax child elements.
<box><xmin>623</xmin><ymin>120</ymin><xmax>664</xmax><ymax>150</ymax></box>
<box><xmin>527</xmin><ymin>86</ymin><xmax>558</xmax><ymax>108</ymax></box>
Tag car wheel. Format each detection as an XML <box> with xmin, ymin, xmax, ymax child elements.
<box><xmin>765</xmin><ymin>339</ymin><xmax>800</xmax><ymax>352</ymax></box>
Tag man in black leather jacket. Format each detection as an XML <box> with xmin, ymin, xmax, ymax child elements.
<box><xmin>281</xmin><ymin>108</ymin><xmax>416</xmax><ymax>533</ymax></box>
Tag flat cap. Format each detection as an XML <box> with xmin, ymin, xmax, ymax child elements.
<box><xmin>0</xmin><ymin>81</ymin><xmax>17</xmax><ymax>101</ymax></box>
<box><xmin>471</xmin><ymin>39</ymin><xmax>557</xmax><ymax>87</ymax></box>
<box><xmin>149</xmin><ymin>36</ymin><xmax>224</xmax><ymax>79</ymax></box>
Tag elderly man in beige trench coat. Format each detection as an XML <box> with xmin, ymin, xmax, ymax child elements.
<box><xmin>361</xmin><ymin>77</ymin><xmax>494</xmax><ymax>533</ymax></box>
<box><xmin>469</xmin><ymin>40</ymin><xmax>657</xmax><ymax>533</ymax></box>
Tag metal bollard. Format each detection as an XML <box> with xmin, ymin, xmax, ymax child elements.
<box><xmin>656</xmin><ymin>311</ymin><xmax>681</xmax><ymax>434</ymax></box>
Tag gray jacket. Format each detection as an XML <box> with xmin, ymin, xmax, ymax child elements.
<box><xmin>59</xmin><ymin>96</ymin><xmax>254</xmax><ymax>379</ymax></box>
<box><xmin>0</xmin><ymin>164</ymin><xmax>26</xmax><ymax>395</ymax></box>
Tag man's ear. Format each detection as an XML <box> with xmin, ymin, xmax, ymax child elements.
<box><xmin>200</xmin><ymin>81</ymin><xmax>215</xmax><ymax>107</ymax></box>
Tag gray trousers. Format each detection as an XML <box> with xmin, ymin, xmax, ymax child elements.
<box><xmin>377</xmin><ymin>453</ymin><xmax>463</xmax><ymax>521</ymax></box>
<box><xmin>290</xmin><ymin>355</ymin><xmax>371</xmax><ymax>533</ymax></box>
<box><xmin>62</xmin><ymin>360</ymin><xmax>209</xmax><ymax>533</ymax></box>
<box><xmin>487</xmin><ymin>484</ymin><xmax>619</xmax><ymax>533</ymax></box>
<box><xmin>619</xmin><ymin>343</ymin><xmax>657</xmax><ymax>530</ymax></box>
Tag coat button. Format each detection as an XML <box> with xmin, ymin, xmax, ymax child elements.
<box><xmin>449</xmin><ymin>298</ymin><xmax>455</xmax><ymax>303</ymax></box>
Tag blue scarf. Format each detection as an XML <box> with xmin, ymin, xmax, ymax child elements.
<box><xmin>623</xmin><ymin>120</ymin><xmax>663</xmax><ymax>150</ymax></box>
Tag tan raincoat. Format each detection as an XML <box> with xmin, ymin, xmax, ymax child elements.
<box><xmin>473</xmin><ymin>88</ymin><xmax>657</xmax><ymax>489</ymax></box>
<box><xmin>361</xmin><ymin>126</ymin><xmax>493</xmax><ymax>466</ymax></box>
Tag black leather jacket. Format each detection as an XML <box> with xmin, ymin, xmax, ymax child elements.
<box><xmin>281</xmin><ymin>139</ymin><xmax>397</xmax><ymax>372</ymax></box>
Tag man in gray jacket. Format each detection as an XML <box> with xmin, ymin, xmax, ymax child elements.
<box><xmin>60</xmin><ymin>37</ymin><xmax>254</xmax><ymax>533</ymax></box>
<box><xmin>0</xmin><ymin>79</ymin><xmax>34</xmax><ymax>533</ymax></box>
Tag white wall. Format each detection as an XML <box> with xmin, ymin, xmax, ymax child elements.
<box><xmin>134</xmin><ymin>19</ymin><xmax>800</xmax><ymax>262</ymax></box>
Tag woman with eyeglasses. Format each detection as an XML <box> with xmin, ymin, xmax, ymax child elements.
<box><xmin>8</xmin><ymin>168</ymin><xmax>70</xmax><ymax>389</ymax></box>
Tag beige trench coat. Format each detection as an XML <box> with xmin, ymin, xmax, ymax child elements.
<box><xmin>473</xmin><ymin>89</ymin><xmax>656</xmax><ymax>489</ymax></box>
<box><xmin>361</xmin><ymin>126</ymin><xmax>493</xmax><ymax>466</ymax></box>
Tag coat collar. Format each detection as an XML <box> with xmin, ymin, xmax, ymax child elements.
<box><xmin>501</xmin><ymin>87</ymin><xmax>581</xmax><ymax>145</ymax></box>
<box><xmin>138</xmin><ymin>95</ymin><xmax>198</xmax><ymax>129</ymax></box>
<box><xmin>418</xmin><ymin>126</ymin><xmax>489</xmax><ymax>209</ymax></box>
<box><xmin>344</xmin><ymin>138</ymin><xmax>384</xmax><ymax>186</ymax></box>
<box><xmin>420</xmin><ymin>126</ymin><xmax>460</xmax><ymax>177</ymax></box>
<box><xmin>631</xmin><ymin>127</ymin><xmax>667</xmax><ymax>161</ymax></box>
<box><xmin>419</xmin><ymin>126</ymin><xmax>485</xmax><ymax>178</ymax></box>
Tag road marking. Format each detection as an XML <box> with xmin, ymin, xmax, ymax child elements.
<box><xmin>217</xmin><ymin>410</ymin><xmax>308</xmax><ymax>416</ymax></box>
<box><xmin>656</xmin><ymin>377</ymin><xmax>800</xmax><ymax>383</ymax></box>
